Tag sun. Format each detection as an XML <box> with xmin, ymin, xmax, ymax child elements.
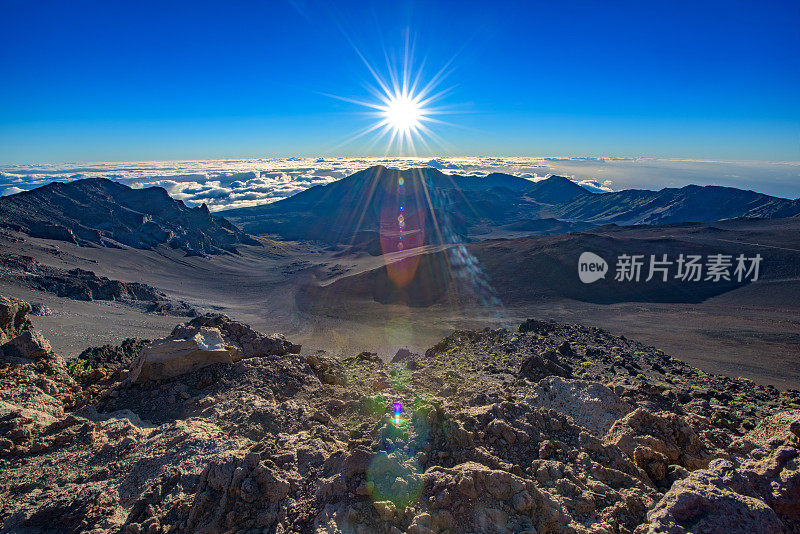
<box><xmin>382</xmin><ymin>93</ymin><xmax>424</xmax><ymax>134</ymax></box>
<box><xmin>323</xmin><ymin>34</ymin><xmax>458</xmax><ymax>155</ymax></box>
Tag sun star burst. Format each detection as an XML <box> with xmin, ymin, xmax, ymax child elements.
<box><xmin>325</xmin><ymin>34</ymin><xmax>459</xmax><ymax>155</ymax></box>
<box><xmin>381</xmin><ymin>92</ymin><xmax>425</xmax><ymax>134</ymax></box>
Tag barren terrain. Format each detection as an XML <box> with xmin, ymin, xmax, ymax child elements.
<box><xmin>1</xmin><ymin>220</ymin><xmax>798</xmax><ymax>389</ymax></box>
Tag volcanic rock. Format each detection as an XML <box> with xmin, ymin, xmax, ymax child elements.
<box><xmin>605</xmin><ymin>407</ymin><xmax>716</xmax><ymax>471</ymax></box>
<box><xmin>182</xmin><ymin>313</ymin><xmax>301</xmax><ymax>357</ymax></box>
<box><xmin>129</xmin><ymin>326</ymin><xmax>242</xmax><ymax>383</ymax></box>
<box><xmin>2</xmin><ymin>313</ymin><xmax>800</xmax><ymax>532</ymax></box>
<box><xmin>647</xmin><ymin>458</ymin><xmax>784</xmax><ymax>533</ymax></box>
<box><xmin>528</xmin><ymin>376</ymin><xmax>633</xmax><ymax>435</ymax></box>
<box><xmin>0</xmin><ymin>330</ymin><xmax>52</xmax><ymax>362</ymax></box>
<box><xmin>0</xmin><ymin>295</ymin><xmax>32</xmax><ymax>344</ymax></box>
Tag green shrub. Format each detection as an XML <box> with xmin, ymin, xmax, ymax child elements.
<box><xmin>66</xmin><ymin>359</ymin><xmax>92</xmax><ymax>377</ymax></box>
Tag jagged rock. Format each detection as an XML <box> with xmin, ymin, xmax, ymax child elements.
<box><xmin>1</xmin><ymin>316</ymin><xmax>798</xmax><ymax>533</ymax></box>
<box><xmin>29</xmin><ymin>303</ymin><xmax>53</xmax><ymax>316</ymax></box>
<box><xmin>76</xmin><ymin>338</ymin><xmax>149</xmax><ymax>373</ymax></box>
<box><xmin>0</xmin><ymin>329</ymin><xmax>52</xmax><ymax>362</ymax></box>
<box><xmin>528</xmin><ymin>377</ymin><xmax>633</xmax><ymax>436</ymax></box>
<box><xmin>305</xmin><ymin>351</ymin><xmax>343</xmax><ymax>385</ymax></box>
<box><xmin>557</xmin><ymin>340</ymin><xmax>575</xmax><ymax>358</ymax></box>
<box><xmin>390</xmin><ymin>347</ymin><xmax>415</xmax><ymax>363</ymax></box>
<box><xmin>0</xmin><ymin>295</ymin><xmax>32</xmax><ymax>344</ymax></box>
<box><xmin>605</xmin><ymin>407</ymin><xmax>716</xmax><ymax>470</ymax></box>
<box><xmin>182</xmin><ymin>314</ymin><xmax>301</xmax><ymax>357</ymax></box>
<box><xmin>518</xmin><ymin>350</ymin><xmax>571</xmax><ymax>381</ymax></box>
<box><xmin>634</xmin><ymin>446</ymin><xmax>670</xmax><ymax>485</ymax></box>
<box><xmin>356</xmin><ymin>351</ymin><xmax>382</xmax><ymax>363</ymax></box>
<box><xmin>518</xmin><ymin>318</ymin><xmax>553</xmax><ymax>335</ymax></box>
<box><xmin>646</xmin><ymin>459</ymin><xmax>784</xmax><ymax>533</ymax></box>
<box><xmin>423</xmin><ymin>462</ymin><xmax>570</xmax><ymax>533</ymax></box>
<box><xmin>129</xmin><ymin>326</ymin><xmax>242</xmax><ymax>383</ymax></box>
<box><xmin>745</xmin><ymin>409</ymin><xmax>800</xmax><ymax>447</ymax></box>
<box><xmin>186</xmin><ymin>453</ymin><xmax>291</xmax><ymax>532</ymax></box>
<box><xmin>127</xmin><ymin>315</ymin><xmax>302</xmax><ymax>383</ymax></box>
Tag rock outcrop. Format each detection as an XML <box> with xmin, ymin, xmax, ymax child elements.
<box><xmin>0</xmin><ymin>295</ymin><xmax>32</xmax><ymax>345</ymax></box>
<box><xmin>129</xmin><ymin>314</ymin><xmax>301</xmax><ymax>383</ymax></box>
<box><xmin>1</xmin><ymin>306</ymin><xmax>799</xmax><ymax>532</ymax></box>
<box><xmin>1</xmin><ymin>253</ymin><xmax>196</xmax><ymax>316</ymax></box>
<box><xmin>0</xmin><ymin>178</ymin><xmax>260</xmax><ymax>254</ymax></box>
<box><xmin>129</xmin><ymin>326</ymin><xmax>242</xmax><ymax>383</ymax></box>
<box><xmin>183</xmin><ymin>313</ymin><xmax>302</xmax><ymax>358</ymax></box>
<box><xmin>0</xmin><ymin>295</ymin><xmax>53</xmax><ymax>362</ymax></box>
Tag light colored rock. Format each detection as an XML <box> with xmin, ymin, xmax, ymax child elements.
<box><xmin>129</xmin><ymin>326</ymin><xmax>242</xmax><ymax>382</ymax></box>
<box><xmin>180</xmin><ymin>314</ymin><xmax>301</xmax><ymax>357</ymax></box>
<box><xmin>528</xmin><ymin>377</ymin><xmax>633</xmax><ymax>436</ymax></box>
<box><xmin>745</xmin><ymin>409</ymin><xmax>800</xmax><ymax>446</ymax></box>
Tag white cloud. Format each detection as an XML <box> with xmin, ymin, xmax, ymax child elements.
<box><xmin>0</xmin><ymin>157</ymin><xmax>798</xmax><ymax>211</ymax></box>
<box><xmin>1</xmin><ymin>186</ymin><xmax>26</xmax><ymax>196</ymax></box>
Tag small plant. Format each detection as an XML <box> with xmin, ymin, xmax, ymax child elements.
<box><xmin>362</xmin><ymin>394</ymin><xmax>388</xmax><ymax>417</ymax></box>
<box><xmin>66</xmin><ymin>359</ymin><xmax>92</xmax><ymax>377</ymax></box>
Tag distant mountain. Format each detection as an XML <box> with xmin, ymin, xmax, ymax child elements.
<box><xmin>447</xmin><ymin>172</ymin><xmax>537</xmax><ymax>191</ymax></box>
<box><xmin>221</xmin><ymin>165</ymin><xmax>800</xmax><ymax>247</ymax></box>
<box><xmin>0</xmin><ymin>178</ymin><xmax>259</xmax><ymax>255</ymax></box>
<box><xmin>219</xmin><ymin>165</ymin><xmax>535</xmax><ymax>246</ymax></box>
<box><xmin>549</xmin><ymin>185</ymin><xmax>800</xmax><ymax>225</ymax></box>
<box><xmin>524</xmin><ymin>175</ymin><xmax>591</xmax><ymax>204</ymax></box>
<box><xmin>220</xmin><ymin>166</ymin><xmax>596</xmax><ymax>245</ymax></box>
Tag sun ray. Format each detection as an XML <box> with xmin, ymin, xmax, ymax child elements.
<box><xmin>323</xmin><ymin>32</ymin><xmax>462</xmax><ymax>156</ymax></box>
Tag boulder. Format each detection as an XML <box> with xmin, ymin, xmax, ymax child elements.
<box><xmin>527</xmin><ymin>377</ymin><xmax>633</xmax><ymax>436</ymax></box>
<box><xmin>646</xmin><ymin>459</ymin><xmax>783</xmax><ymax>533</ymax></box>
<box><xmin>0</xmin><ymin>295</ymin><xmax>33</xmax><ymax>344</ymax></box>
<box><xmin>604</xmin><ymin>407</ymin><xmax>715</xmax><ymax>470</ymax></box>
<box><xmin>181</xmin><ymin>314</ymin><xmax>301</xmax><ymax>357</ymax></box>
<box><xmin>518</xmin><ymin>350</ymin><xmax>571</xmax><ymax>381</ymax></box>
<box><xmin>186</xmin><ymin>453</ymin><xmax>291</xmax><ymax>532</ymax></box>
<box><xmin>0</xmin><ymin>330</ymin><xmax>53</xmax><ymax>362</ymax></box>
<box><xmin>518</xmin><ymin>318</ymin><xmax>553</xmax><ymax>335</ymax></box>
<box><xmin>130</xmin><ymin>326</ymin><xmax>242</xmax><ymax>383</ymax></box>
<box><xmin>390</xmin><ymin>347</ymin><xmax>415</xmax><ymax>363</ymax></box>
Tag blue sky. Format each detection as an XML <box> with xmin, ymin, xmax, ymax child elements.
<box><xmin>0</xmin><ymin>0</ymin><xmax>798</xmax><ymax>163</ymax></box>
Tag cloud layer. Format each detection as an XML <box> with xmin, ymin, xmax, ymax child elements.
<box><xmin>1</xmin><ymin>157</ymin><xmax>797</xmax><ymax>211</ymax></box>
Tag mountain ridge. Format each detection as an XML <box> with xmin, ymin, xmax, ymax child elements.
<box><xmin>0</xmin><ymin>177</ymin><xmax>259</xmax><ymax>255</ymax></box>
<box><xmin>220</xmin><ymin>165</ymin><xmax>800</xmax><ymax>244</ymax></box>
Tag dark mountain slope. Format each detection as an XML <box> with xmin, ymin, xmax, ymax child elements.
<box><xmin>308</xmin><ymin>217</ymin><xmax>800</xmax><ymax>306</ymax></box>
<box><xmin>524</xmin><ymin>174</ymin><xmax>591</xmax><ymax>204</ymax></box>
<box><xmin>222</xmin><ymin>166</ymin><xmax>800</xmax><ymax>247</ymax></box>
<box><xmin>220</xmin><ymin>166</ymin><xmax>594</xmax><ymax>244</ymax></box>
<box><xmin>0</xmin><ymin>178</ymin><xmax>259</xmax><ymax>255</ymax></box>
<box><xmin>552</xmin><ymin>185</ymin><xmax>800</xmax><ymax>225</ymax></box>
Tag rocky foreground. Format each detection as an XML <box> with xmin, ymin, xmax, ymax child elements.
<box><xmin>1</xmin><ymin>295</ymin><xmax>799</xmax><ymax>533</ymax></box>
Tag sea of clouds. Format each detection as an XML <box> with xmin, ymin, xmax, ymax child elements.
<box><xmin>1</xmin><ymin>157</ymin><xmax>797</xmax><ymax>211</ymax></box>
